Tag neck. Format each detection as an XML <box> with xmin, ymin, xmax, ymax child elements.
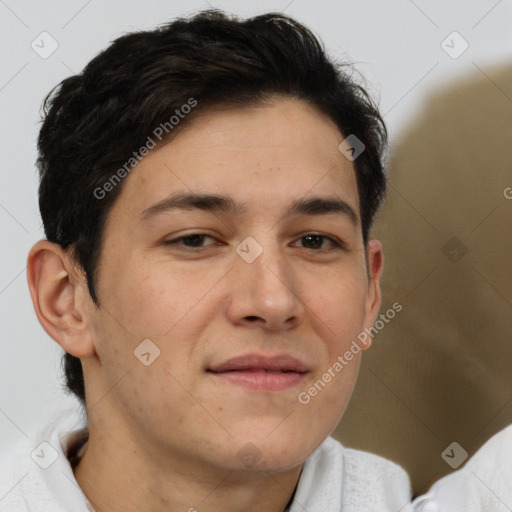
<box><xmin>73</xmin><ymin>418</ymin><xmax>302</xmax><ymax>512</ymax></box>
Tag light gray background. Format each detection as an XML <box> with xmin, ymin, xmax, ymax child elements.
<box><xmin>1</xmin><ymin>0</ymin><xmax>511</xmax><ymax>467</ymax></box>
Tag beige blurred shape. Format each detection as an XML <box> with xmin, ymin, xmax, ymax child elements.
<box><xmin>333</xmin><ymin>64</ymin><xmax>512</xmax><ymax>496</ymax></box>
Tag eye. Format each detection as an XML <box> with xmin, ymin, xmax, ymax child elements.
<box><xmin>164</xmin><ymin>233</ymin><xmax>218</xmax><ymax>249</ymax></box>
<box><xmin>163</xmin><ymin>232</ymin><xmax>344</xmax><ymax>252</ymax></box>
<box><xmin>294</xmin><ymin>234</ymin><xmax>344</xmax><ymax>250</ymax></box>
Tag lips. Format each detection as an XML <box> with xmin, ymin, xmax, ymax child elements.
<box><xmin>208</xmin><ymin>353</ymin><xmax>308</xmax><ymax>373</ymax></box>
<box><xmin>207</xmin><ymin>353</ymin><xmax>308</xmax><ymax>391</ymax></box>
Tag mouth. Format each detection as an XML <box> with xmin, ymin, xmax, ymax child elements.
<box><xmin>207</xmin><ymin>353</ymin><xmax>309</xmax><ymax>391</ymax></box>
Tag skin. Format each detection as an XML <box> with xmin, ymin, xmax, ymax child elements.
<box><xmin>27</xmin><ymin>96</ymin><xmax>383</xmax><ymax>512</ymax></box>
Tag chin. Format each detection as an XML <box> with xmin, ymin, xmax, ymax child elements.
<box><xmin>226</xmin><ymin>428</ymin><xmax>323</xmax><ymax>473</ymax></box>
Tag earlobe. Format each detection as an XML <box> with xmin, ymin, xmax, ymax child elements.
<box><xmin>361</xmin><ymin>239</ymin><xmax>384</xmax><ymax>350</ymax></box>
<box><xmin>27</xmin><ymin>240</ymin><xmax>96</xmax><ymax>358</ymax></box>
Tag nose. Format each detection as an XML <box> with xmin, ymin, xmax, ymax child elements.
<box><xmin>224</xmin><ymin>241</ymin><xmax>305</xmax><ymax>331</ymax></box>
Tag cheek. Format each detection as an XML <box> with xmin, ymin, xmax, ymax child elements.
<box><xmin>304</xmin><ymin>273</ymin><xmax>368</xmax><ymax>422</ymax></box>
<box><xmin>296</xmin><ymin>354</ymin><xmax>360</xmax><ymax>444</ymax></box>
<box><xmin>309</xmin><ymin>273</ymin><xmax>369</xmax><ymax>338</ymax></box>
<box><xmin>96</xmin><ymin>270</ymin><xmax>222</xmax><ymax>391</ymax></box>
<box><xmin>104</xmin><ymin>266</ymin><xmax>202</xmax><ymax>339</ymax></box>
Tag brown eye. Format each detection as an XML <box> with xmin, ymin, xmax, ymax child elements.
<box><xmin>178</xmin><ymin>234</ymin><xmax>207</xmax><ymax>247</ymax></box>
<box><xmin>297</xmin><ymin>234</ymin><xmax>340</xmax><ymax>250</ymax></box>
<box><xmin>302</xmin><ymin>235</ymin><xmax>324</xmax><ymax>249</ymax></box>
<box><xmin>164</xmin><ymin>234</ymin><xmax>217</xmax><ymax>249</ymax></box>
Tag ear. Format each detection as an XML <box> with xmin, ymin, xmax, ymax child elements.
<box><xmin>360</xmin><ymin>239</ymin><xmax>383</xmax><ymax>350</ymax></box>
<box><xmin>27</xmin><ymin>240</ymin><xmax>96</xmax><ymax>358</ymax></box>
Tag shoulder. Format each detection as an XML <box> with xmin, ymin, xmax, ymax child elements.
<box><xmin>413</xmin><ymin>425</ymin><xmax>512</xmax><ymax>512</ymax></box>
<box><xmin>290</xmin><ymin>436</ymin><xmax>413</xmax><ymax>512</ymax></box>
<box><xmin>0</xmin><ymin>409</ymin><xmax>90</xmax><ymax>512</ymax></box>
<box><xmin>341</xmin><ymin>440</ymin><xmax>414</xmax><ymax>511</ymax></box>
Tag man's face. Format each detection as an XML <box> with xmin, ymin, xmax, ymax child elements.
<box><xmin>84</xmin><ymin>96</ymin><xmax>382</xmax><ymax>472</ymax></box>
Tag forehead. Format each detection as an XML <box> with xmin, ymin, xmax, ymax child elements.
<box><xmin>109</xmin><ymin>97</ymin><xmax>359</xmax><ymax>222</ymax></box>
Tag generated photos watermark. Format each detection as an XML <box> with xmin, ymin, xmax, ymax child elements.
<box><xmin>297</xmin><ymin>301</ymin><xmax>403</xmax><ymax>404</ymax></box>
<box><xmin>93</xmin><ymin>97</ymin><xmax>198</xmax><ymax>200</ymax></box>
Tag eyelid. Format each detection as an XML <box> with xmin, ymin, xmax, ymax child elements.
<box><xmin>163</xmin><ymin>233</ymin><xmax>219</xmax><ymax>248</ymax></box>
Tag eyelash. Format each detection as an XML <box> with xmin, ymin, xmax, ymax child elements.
<box><xmin>163</xmin><ymin>233</ymin><xmax>345</xmax><ymax>252</ymax></box>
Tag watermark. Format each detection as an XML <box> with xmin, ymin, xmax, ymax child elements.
<box><xmin>441</xmin><ymin>441</ymin><xmax>468</xmax><ymax>469</ymax></box>
<box><xmin>31</xmin><ymin>31</ymin><xmax>59</xmax><ymax>59</ymax></box>
<box><xmin>338</xmin><ymin>134</ymin><xmax>365</xmax><ymax>161</ymax></box>
<box><xmin>442</xmin><ymin>236</ymin><xmax>468</xmax><ymax>263</ymax></box>
<box><xmin>441</xmin><ymin>31</ymin><xmax>469</xmax><ymax>59</ymax></box>
<box><xmin>236</xmin><ymin>236</ymin><xmax>263</xmax><ymax>263</ymax></box>
<box><xmin>134</xmin><ymin>338</ymin><xmax>161</xmax><ymax>366</ymax></box>
<box><xmin>31</xmin><ymin>441</ymin><xmax>58</xmax><ymax>469</ymax></box>
<box><xmin>93</xmin><ymin>97</ymin><xmax>198</xmax><ymax>200</ymax></box>
<box><xmin>237</xmin><ymin>442</ymin><xmax>263</xmax><ymax>467</ymax></box>
<box><xmin>298</xmin><ymin>301</ymin><xmax>402</xmax><ymax>404</ymax></box>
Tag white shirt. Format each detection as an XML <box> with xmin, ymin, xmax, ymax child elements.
<box><xmin>413</xmin><ymin>425</ymin><xmax>512</xmax><ymax>512</ymax></box>
<box><xmin>1</xmin><ymin>409</ymin><xmax>413</xmax><ymax>511</ymax></box>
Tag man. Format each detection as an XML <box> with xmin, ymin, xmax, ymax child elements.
<box><xmin>2</xmin><ymin>10</ymin><xmax>413</xmax><ymax>511</ymax></box>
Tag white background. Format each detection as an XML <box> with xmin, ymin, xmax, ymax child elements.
<box><xmin>1</xmin><ymin>0</ymin><xmax>511</xmax><ymax>453</ymax></box>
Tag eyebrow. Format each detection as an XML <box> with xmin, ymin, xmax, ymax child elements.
<box><xmin>140</xmin><ymin>192</ymin><xmax>358</xmax><ymax>225</ymax></box>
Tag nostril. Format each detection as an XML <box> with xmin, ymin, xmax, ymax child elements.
<box><xmin>245</xmin><ymin>316</ymin><xmax>260</xmax><ymax>322</ymax></box>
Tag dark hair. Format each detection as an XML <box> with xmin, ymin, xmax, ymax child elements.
<box><xmin>37</xmin><ymin>9</ymin><xmax>387</xmax><ymax>405</ymax></box>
